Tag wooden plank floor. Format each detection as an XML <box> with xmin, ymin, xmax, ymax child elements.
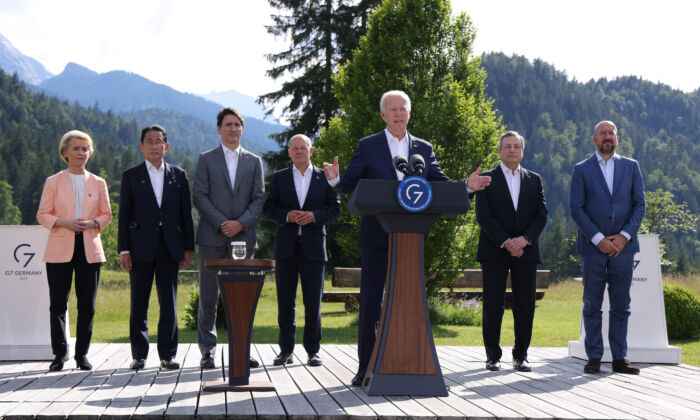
<box><xmin>0</xmin><ymin>343</ymin><xmax>698</xmax><ymax>419</ymax></box>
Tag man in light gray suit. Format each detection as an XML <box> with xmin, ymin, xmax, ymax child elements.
<box><xmin>193</xmin><ymin>107</ymin><xmax>265</xmax><ymax>369</ymax></box>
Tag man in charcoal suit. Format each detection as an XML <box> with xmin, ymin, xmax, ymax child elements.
<box><xmin>570</xmin><ymin>120</ymin><xmax>645</xmax><ymax>375</ymax></box>
<box><xmin>475</xmin><ymin>130</ymin><xmax>547</xmax><ymax>372</ymax></box>
<box><xmin>119</xmin><ymin>124</ymin><xmax>194</xmax><ymax>370</ymax></box>
<box><xmin>264</xmin><ymin>134</ymin><xmax>340</xmax><ymax>367</ymax></box>
<box><xmin>322</xmin><ymin>90</ymin><xmax>491</xmax><ymax>386</ymax></box>
<box><xmin>193</xmin><ymin>107</ymin><xmax>265</xmax><ymax>369</ymax></box>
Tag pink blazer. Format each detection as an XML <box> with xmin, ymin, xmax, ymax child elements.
<box><xmin>36</xmin><ymin>170</ymin><xmax>113</xmax><ymax>263</ymax></box>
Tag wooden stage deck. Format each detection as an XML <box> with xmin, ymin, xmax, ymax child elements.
<box><xmin>1</xmin><ymin>343</ymin><xmax>698</xmax><ymax>419</ymax></box>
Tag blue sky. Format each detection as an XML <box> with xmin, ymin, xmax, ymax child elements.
<box><xmin>1</xmin><ymin>0</ymin><xmax>697</xmax><ymax>100</ymax></box>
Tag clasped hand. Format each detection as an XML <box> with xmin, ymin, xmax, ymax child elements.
<box><xmin>288</xmin><ymin>210</ymin><xmax>315</xmax><ymax>226</ymax></box>
<box><xmin>505</xmin><ymin>236</ymin><xmax>528</xmax><ymax>258</ymax></box>
<box><xmin>597</xmin><ymin>234</ymin><xmax>628</xmax><ymax>257</ymax></box>
<box><xmin>58</xmin><ymin>217</ymin><xmax>94</xmax><ymax>232</ymax></box>
<box><xmin>221</xmin><ymin>220</ymin><xmax>244</xmax><ymax>238</ymax></box>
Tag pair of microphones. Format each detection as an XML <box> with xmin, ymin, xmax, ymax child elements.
<box><xmin>392</xmin><ymin>154</ymin><xmax>425</xmax><ymax>177</ymax></box>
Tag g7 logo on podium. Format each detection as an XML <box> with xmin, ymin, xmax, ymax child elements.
<box><xmin>397</xmin><ymin>176</ymin><xmax>433</xmax><ymax>212</ymax></box>
<box><xmin>14</xmin><ymin>244</ymin><xmax>35</xmax><ymax>268</ymax></box>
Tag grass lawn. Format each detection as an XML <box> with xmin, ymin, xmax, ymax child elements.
<box><xmin>69</xmin><ymin>270</ymin><xmax>700</xmax><ymax>366</ymax></box>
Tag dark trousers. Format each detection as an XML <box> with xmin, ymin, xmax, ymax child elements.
<box><xmin>357</xmin><ymin>246</ymin><xmax>388</xmax><ymax>373</ymax></box>
<box><xmin>129</xmin><ymin>232</ymin><xmax>179</xmax><ymax>360</ymax></box>
<box><xmin>481</xmin><ymin>259</ymin><xmax>537</xmax><ymax>361</ymax></box>
<box><xmin>45</xmin><ymin>233</ymin><xmax>100</xmax><ymax>359</ymax></box>
<box><xmin>275</xmin><ymin>242</ymin><xmax>325</xmax><ymax>355</ymax></box>
<box><xmin>581</xmin><ymin>252</ymin><xmax>633</xmax><ymax>360</ymax></box>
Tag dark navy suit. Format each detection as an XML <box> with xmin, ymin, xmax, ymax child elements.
<box><xmin>333</xmin><ymin>131</ymin><xmax>454</xmax><ymax>373</ymax></box>
<box><xmin>570</xmin><ymin>153</ymin><xmax>645</xmax><ymax>360</ymax></box>
<box><xmin>118</xmin><ymin>161</ymin><xmax>194</xmax><ymax>360</ymax></box>
<box><xmin>264</xmin><ymin>165</ymin><xmax>340</xmax><ymax>355</ymax></box>
<box><xmin>475</xmin><ymin>165</ymin><xmax>547</xmax><ymax>362</ymax></box>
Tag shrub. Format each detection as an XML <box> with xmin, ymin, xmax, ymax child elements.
<box><xmin>663</xmin><ymin>284</ymin><xmax>700</xmax><ymax>339</ymax></box>
<box><xmin>429</xmin><ymin>297</ymin><xmax>482</xmax><ymax>326</ymax></box>
<box><xmin>182</xmin><ymin>285</ymin><xmax>227</xmax><ymax>330</ymax></box>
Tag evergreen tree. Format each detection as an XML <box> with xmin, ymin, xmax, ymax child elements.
<box><xmin>0</xmin><ymin>181</ymin><xmax>22</xmax><ymax>224</ymax></box>
<box><xmin>314</xmin><ymin>0</ymin><xmax>501</xmax><ymax>292</ymax></box>
<box><xmin>259</xmin><ymin>0</ymin><xmax>381</xmax><ymax>165</ymax></box>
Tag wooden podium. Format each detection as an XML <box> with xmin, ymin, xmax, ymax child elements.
<box><xmin>348</xmin><ymin>179</ymin><xmax>469</xmax><ymax>396</ymax></box>
<box><xmin>201</xmin><ymin>259</ymin><xmax>275</xmax><ymax>392</ymax></box>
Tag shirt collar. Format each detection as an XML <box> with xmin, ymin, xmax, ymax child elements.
<box><xmin>500</xmin><ymin>162</ymin><xmax>521</xmax><ymax>176</ymax></box>
<box><xmin>145</xmin><ymin>160</ymin><xmax>164</xmax><ymax>172</ymax></box>
<box><xmin>292</xmin><ymin>163</ymin><xmax>313</xmax><ymax>177</ymax></box>
<box><xmin>222</xmin><ymin>143</ymin><xmax>241</xmax><ymax>156</ymax></box>
<box><xmin>596</xmin><ymin>151</ymin><xmax>617</xmax><ymax>164</ymax></box>
<box><xmin>385</xmin><ymin>128</ymin><xmax>408</xmax><ymax>144</ymax></box>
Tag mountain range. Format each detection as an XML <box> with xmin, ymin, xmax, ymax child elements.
<box><xmin>0</xmin><ymin>32</ymin><xmax>283</xmax><ymax>156</ymax></box>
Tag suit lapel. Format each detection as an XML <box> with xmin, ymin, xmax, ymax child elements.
<box><xmin>515</xmin><ymin>168</ymin><xmax>527</xmax><ymax>213</ymax></box>
<box><xmin>379</xmin><ymin>131</ymin><xmax>398</xmax><ymax>180</ymax></box>
<box><xmin>233</xmin><ymin>147</ymin><xmax>248</xmax><ymax>194</ymax></box>
<box><xmin>83</xmin><ymin>172</ymin><xmax>96</xmax><ymax>216</ymax></box>
<box><xmin>161</xmin><ymin>162</ymin><xmax>172</xmax><ymax>208</ymax></box>
<box><xmin>611</xmin><ymin>155</ymin><xmax>624</xmax><ymax>197</ymax></box>
<box><xmin>137</xmin><ymin>162</ymin><xmax>160</xmax><ymax>208</ymax></box>
<box><xmin>58</xmin><ymin>170</ymin><xmax>76</xmax><ymax>217</ymax></box>
<box><xmin>588</xmin><ymin>154</ymin><xmax>612</xmax><ymax>197</ymax></box>
<box><xmin>302</xmin><ymin>166</ymin><xmax>324</xmax><ymax>209</ymax></box>
<box><xmin>213</xmin><ymin>146</ymin><xmax>234</xmax><ymax>192</ymax></box>
<box><xmin>493</xmin><ymin>167</ymin><xmax>516</xmax><ymax>214</ymax></box>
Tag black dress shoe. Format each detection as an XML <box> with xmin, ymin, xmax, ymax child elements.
<box><xmin>485</xmin><ymin>359</ymin><xmax>501</xmax><ymax>371</ymax></box>
<box><xmin>249</xmin><ymin>357</ymin><xmax>260</xmax><ymax>368</ymax></box>
<box><xmin>584</xmin><ymin>358</ymin><xmax>601</xmax><ymax>374</ymax></box>
<box><xmin>49</xmin><ymin>355</ymin><xmax>69</xmax><ymax>372</ymax></box>
<box><xmin>273</xmin><ymin>352</ymin><xmax>293</xmax><ymax>366</ymax></box>
<box><xmin>200</xmin><ymin>355</ymin><xmax>215</xmax><ymax>369</ymax></box>
<box><xmin>351</xmin><ymin>370</ymin><xmax>366</xmax><ymax>386</ymax></box>
<box><xmin>130</xmin><ymin>359</ymin><xmax>145</xmax><ymax>370</ymax></box>
<box><xmin>74</xmin><ymin>355</ymin><xmax>93</xmax><ymax>370</ymax></box>
<box><xmin>160</xmin><ymin>359</ymin><xmax>180</xmax><ymax>370</ymax></box>
<box><xmin>612</xmin><ymin>359</ymin><xmax>640</xmax><ymax>375</ymax></box>
<box><xmin>307</xmin><ymin>353</ymin><xmax>322</xmax><ymax>367</ymax></box>
<box><xmin>512</xmin><ymin>358</ymin><xmax>531</xmax><ymax>372</ymax></box>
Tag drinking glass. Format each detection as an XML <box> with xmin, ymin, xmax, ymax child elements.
<box><xmin>231</xmin><ymin>241</ymin><xmax>246</xmax><ymax>259</ymax></box>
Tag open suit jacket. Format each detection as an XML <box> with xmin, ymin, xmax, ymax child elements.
<box><xmin>193</xmin><ymin>145</ymin><xmax>265</xmax><ymax>253</ymax></box>
<box><xmin>570</xmin><ymin>154</ymin><xmax>645</xmax><ymax>255</ymax></box>
<box><xmin>117</xmin><ymin>161</ymin><xmax>194</xmax><ymax>262</ymax></box>
<box><xmin>475</xmin><ymin>165</ymin><xmax>548</xmax><ymax>263</ymax></box>
<box><xmin>264</xmin><ymin>165</ymin><xmax>341</xmax><ymax>261</ymax></box>
<box><xmin>37</xmin><ymin>169</ymin><xmax>112</xmax><ymax>263</ymax></box>
<box><xmin>333</xmin><ymin>131</ymin><xmax>453</xmax><ymax>248</ymax></box>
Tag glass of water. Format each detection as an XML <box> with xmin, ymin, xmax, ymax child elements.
<box><xmin>230</xmin><ymin>241</ymin><xmax>246</xmax><ymax>259</ymax></box>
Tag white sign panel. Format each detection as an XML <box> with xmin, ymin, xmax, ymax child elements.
<box><xmin>0</xmin><ymin>225</ymin><xmax>65</xmax><ymax>360</ymax></box>
<box><xmin>569</xmin><ymin>234</ymin><xmax>682</xmax><ymax>363</ymax></box>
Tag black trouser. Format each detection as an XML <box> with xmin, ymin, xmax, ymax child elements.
<box><xmin>129</xmin><ymin>231</ymin><xmax>179</xmax><ymax>360</ymax></box>
<box><xmin>46</xmin><ymin>233</ymin><xmax>100</xmax><ymax>359</ymax></box>
<box><xmin>481</xmin><ymin>259</ymin><xmax>537</xmax><ymax>361</ymax></box>
<box><xmin>275</xmin><ymin>241</ymin><xmax>325</xmax><ymax>355</ymax></box>
<box><xmin>357</xmin><ymin>246</ymin><xmax>388</xmax><ymax>373</ymax></box>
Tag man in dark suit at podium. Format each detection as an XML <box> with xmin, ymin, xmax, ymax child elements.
<box><xmin>475</xmin><ymin>131</ymin><xmax>547</xmax><ymax>372</ymax></box>
<box><xmin>264</xmin><ymin>134</ymin><xmax>340</xmax><ymax>367</ymax></box>
<box><xmin>323</xmin><ymin>90</ymin><xmax>491</xmax><ymax>386</ymax></box>
<box><xmin>118</xmin><ymin>125</ymin><xmax>194</xmax><ymax>370</ymax></box>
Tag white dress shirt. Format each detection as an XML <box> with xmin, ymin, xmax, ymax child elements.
<box><xmin>145</xmin><ymin>160</ymin><xmax>164</xmax><ymax>208</ymax></box>
<box><xmin>289</xmin><ymin>163</ymin><xmax>314</xmax><ymax>235</ymax></box>
<box><xmin>500</xmin><ymin>162</ymin><xmax>521</xmax><ymax>211</ymax></box>
<box><xmin>385</xmin><ymin>128</ymin><xmax>409</xmax><ymax>180</ymax></box>
<box><xmin>591</xmin><ymin>151</ymin><xmax>630</xmax><ymax>245</ymax></box>
<box><xmin>222</xmin><ymin>144</ymin><xmax>240</xmax><ymax>190</ymax></box>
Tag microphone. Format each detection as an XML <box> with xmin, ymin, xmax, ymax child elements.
<box><xmin>392</xmin><ymin>154</ymin><xmax>410</xmax><ymax>176</ymax></box>
<box><xmin>409</xmin><ymin>154</ymin><xmax>425</xmax><ymax>176</ymax></box>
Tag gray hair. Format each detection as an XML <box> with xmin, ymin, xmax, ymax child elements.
<box><xmin>380</xmin><ymin>90</ymin><xmax>412</xmax><ymax>112</ymax></box>
<box><xmin>498</xmin><ymin>130</ymin><xmax>525</xmax><ymax>150</ymax></box>
<box><xmin>288</xmin><ymin>134</ymin><xmax>312</xmax><ymax>149</ymax></box>
<box><xmin>59</xmin><ymin>130</ymin><xmax>94</xmax><ymax>164</ymax></box>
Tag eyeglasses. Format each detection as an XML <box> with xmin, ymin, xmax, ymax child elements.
<box><xmin>143</xmin><ymin>140</ymin><xmax>166</xmax><ymax>146</ymax></box>
<box><xmin>595</xmin><ymin>131</ymin><xmax>617</xmax><ymax>136</ymax></box>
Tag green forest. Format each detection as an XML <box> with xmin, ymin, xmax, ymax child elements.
<box><xmin>1</xmin><ymin>47</ymin><xmax>699</xmax><ymax>275</ymax></box>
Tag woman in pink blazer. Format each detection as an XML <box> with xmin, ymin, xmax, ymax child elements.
<box><xmin>36</xmin><ymin>130</ymin><xmax>112</xmax><ymax>372</ymax></box>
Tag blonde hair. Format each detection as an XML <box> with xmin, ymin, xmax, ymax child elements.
<box><xmin>59</xmin><ymin>130</ymin><xmax>94</xmax><ymax>164</ymax></box>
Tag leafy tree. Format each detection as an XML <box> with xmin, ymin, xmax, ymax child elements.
<box><xmin>313</xmin><ymin>0</ymin><xmax>500</xmax><ymax>293</ymax></box>
<box><xmin>0</xmin><ymin>180</ymin><xmax>22</xmax><ymax>224</ymax></box>
<box><xmin>641</xmin><ymin>189</ymin><xmax>699</xmax><ymax>236</ymax></box>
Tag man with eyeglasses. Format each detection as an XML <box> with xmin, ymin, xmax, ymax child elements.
<box><xmin>570</xmin><ymin>120</ymin><xmax>645</xmax><ymax>375</ymax></box>
<box><xmin>118</xmin><ymin>124</ymin><xmax>194</xmax><ymax>370</ymax></box>
<box><xmin>475</xmin><ymin>131</ymin><xmax>547</xmax><ymax>373</ymax></box>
